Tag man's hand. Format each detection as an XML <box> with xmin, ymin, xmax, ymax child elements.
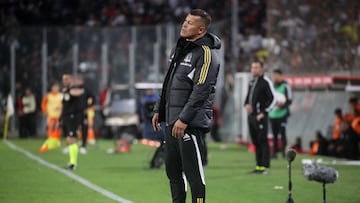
<box><xmin>256</xmin><ymin>113</ymin><xmax>264</xmax><ymax>121</ymax></box>
<box><xmin>152</xmin><ymin>113</ymin><xmax>161</xmax><ymax>131</ymax></box>
<box><xmin>172</xmin><ymin>119</ymin><xmax>188</xmax><ymax>138</ymax></box>
<box><xmin>245</xmin><ymin>104</ymin><xmax>253</xmax><ymax>113</ymax></box>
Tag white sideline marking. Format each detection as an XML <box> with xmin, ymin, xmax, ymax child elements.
<box><xmin>4</xmin><ymin>140</ymin><xmax>133</xmax><ymax>203</ymax></box>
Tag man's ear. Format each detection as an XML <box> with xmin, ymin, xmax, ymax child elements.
<box><xmin>198</xmin><ymin>26</ymin><xmax>205</xmax><ymax>34</ymax></box>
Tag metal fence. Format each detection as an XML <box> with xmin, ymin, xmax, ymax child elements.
<box><xmin>4</xmin><ymin>21</ymin><xmax>227</xmax><ymax>133</ymax></box>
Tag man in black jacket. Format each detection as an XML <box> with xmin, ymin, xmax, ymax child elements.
<box><xmin>61</xmin><ymin>73</ymin><xmax>84</xmax><ymax>170</ymax></box>
<box><xmin>152</xmin><ymin>9</ymin><xmax>221</xmax><ymax>203</ymax></box>
<box><xmin>244</xmin><ymin>60</ymin><xmax>275</xmax><ymax>174</ymax></box>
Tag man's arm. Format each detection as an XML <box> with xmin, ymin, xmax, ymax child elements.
<box><xmin>284</xmin><ymin>82</ymin><xmax>292</xmax><ymax>107</ymax></box>
<box><xmin>263</xmin><ymin>76</ymin><xmax>276</xmax><ymax>113</ymax></box>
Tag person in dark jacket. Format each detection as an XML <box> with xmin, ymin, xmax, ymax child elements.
<box><xmin>75</xmin><ymin>76</ymin><xmax>95</xmax><ymax>155</ymax></box>
<box><xmin>152</xmin><ymin>9</ymin><xmax>221</xmax><ymax>203</ymax></box>
<box><xmin>60</xmin><ymin>73</ymin><xmax>84</xmax><ymax>170</ymax></box>
<box><xmin>244</xmin><ymin>60</ymin><xmax>275</xmax><ymax>174</ymax></box>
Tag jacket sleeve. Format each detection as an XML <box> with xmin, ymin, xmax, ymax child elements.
<box><xmin>179</xmin><ymin>46</ymin><xmax>219</xmax><ymax>124</ymax></box>
<box><xmin>263</xmin><ymin>76</ymin><xmax>276</xmax><ymax>113</ymax></box>
<box><xmin>284</xmin><ymin>82</ymin><xmax>292</xmax><ymax>107</ymax></box>
<box><xmin>244</xmin><ymin>83</ymin><xmax>251</xmax><ymax>106</ymax></box>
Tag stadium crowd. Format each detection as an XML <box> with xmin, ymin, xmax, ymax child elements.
<box><xmin>265</xmin><ymin>0</ymin><xmax>360</xmax><ymax>74</ymax></box>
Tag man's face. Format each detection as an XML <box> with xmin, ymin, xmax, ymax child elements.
<box><xmin>62</xmin><ymin>74</ymin><xmax>72</xmax><ymax>87</ymax></box>
<box><xmin>272</xmin><ymin>72</ymin><xmax>282</xmax><ymax>82</ymax></box>
<box><xmin>180</xmin><ymin>14</ymin><xmax>205</xmax><ymax>40</ymax></box>
<box><xmin>251</xmin><ymin>62</ymin><xmax>263</xmax><ymax>77</ymax></box>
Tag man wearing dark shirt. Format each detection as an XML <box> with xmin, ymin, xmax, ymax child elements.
<box><xmin>244</xmin><ymin>60</ymin><xmax>275</xmax><ymax>174</ymax></box>
<box><xmin>61</xmin><ymin>74</ymin><xmax>84</xmax><ymax>170</ymax></box>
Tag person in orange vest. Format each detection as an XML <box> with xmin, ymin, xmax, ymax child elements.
<box><xmin>309</xmin><ymin>130</ymin><xmax>327</xmax><ymax>156</ymax></box>
<box><xmin>333</xmin><ymin>108</ymin><xmax>344</xmax><ymax>141</ymax></box>
<box><xmin>349</xmin><ymin>97</ymin><xmax>360</xmax><ymax>114</ymax></box>
<box><xmin>345</xmin><ymin>97</ymin><xmax>360</xmax><ymax>122</ymax></box>
<box><xmin>351</xmin><ymin>112</ymin><xmax>360</xmax><ymax>135</ymax></box>
<box><xmin>39</xmin><ymin>83</ymin><xmax>62</xmax><ymax>153</ymax></box>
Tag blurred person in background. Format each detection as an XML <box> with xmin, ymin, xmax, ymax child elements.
<box><xmin>335</xmin><ymin>121</ymin><xmax>359</xmax><ymax>160</ymax></box>
<box><xmin>309</xmin><ymin>130</ymin><xmax>328</xmax><ymax>156</ymax></box>
<box><xmin>328</xmin><ymin>109</ymin><xmax>349</xmax><ymax>157</ymax></box>
<box><xmin>332</xmin><ymin>108</ymin><xmax>345</xmax><ymax>141</ymax></box>
<box><xmin>269</xmin><ymin>69</ymin><xmax>292</xmax><ymax>159</ymax></box>
<box><xmin>152</xmin><ymin>9</ymin><xmax>221</xmax><ymax>203</ymax></box>
<box><xmin>21</xmin><ymin>87</ymin><xmax>37</xmax><ymax>138</ymax></box>
<box><xmin>39</xmin><ymin>83</ymin><xmax>62</xmax><ymax>153</ymax></box>
<box><xmin>290</xmin><ymin>136</ymin><xmax>304</xmax><ymax>154</ymax></box>
<box><xmin>141</xmin><ymin>88</ymin><xmax>164</xmax><ymax>142</ymax></box>
<box><xmin>346</xmin><ymin>97</ymin><xmax>360</xmax><ymax>121</ymax></box>
<box><xmin>75</xmin><ymin>76</ymin><xmax>96</xmax><ymax>154</ymax></box>
<box><xmin>210</xmin><ymin>103</ymin><xmax>221</xmax><ymax>142</ymax></box>
<box><xmin>99</xmin><ymin>84</ymin><xmax>111</xmax><ymax>120</ymax></box>
<box><xmin>140</xmin><ymin>89</ymin><xmax>166</xmax><ymax>169</ymax></box>
<box><xmin>244</xmin><ymin>60</ymin><xmax>275</xmax><ymax>174</ymax></box>
<box><xmin>15</xmin><ymin>82</ymin><xmax>25</xmax><ymax>138</ymax></box>
<box><xmin>60</xmin><ymin>73</ymin><xmax>84</xmax><ymax>170</ymax></box>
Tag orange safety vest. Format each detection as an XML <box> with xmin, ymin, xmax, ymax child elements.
<box><xmin>333</xmin><ymin>117</ymin><xmax>343</xmax><ymax>140</ymax></box>
<box><xmin>351</xmin><ymin>116</ymin><xmax>360</xmax><ymax>135</ymax></box>
<box><xmin>41</xmin><ymin>92</ymin><xmax>62</xmax><ymax>119</ymax></box>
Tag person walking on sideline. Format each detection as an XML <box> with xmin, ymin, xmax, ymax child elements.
<box><xmin>60</xmin><ymin>74</ymin><xmax>84</xmax><ymax>170</ymax></box>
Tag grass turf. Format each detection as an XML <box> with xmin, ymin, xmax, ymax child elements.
<box><xmin>1</xmin><ymin>138</ymin><xmax>359</xmax><ymax>203</ymax></box>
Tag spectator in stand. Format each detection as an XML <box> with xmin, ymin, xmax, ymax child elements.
<box><xmin>333</xmin><ymin>108</ymin><xmax>345</xmax><ymax>141</ymax></box>
<box><xmin>15</xmin><ymin>82</ymin><xmax>25</xmax><ymax>138</ymax></box>
<box><xmin>291</xmin><ymin>136</ymin><xmax>304</xmax><ymax>154</ymax></box>
<box><xmin>335</xmin><ymin>121</ymin><xmax>359</xmax><ymax>160</ymax></box>
<box><xmin>327</xmin><ymin>109</ymin><xmax>347</xmax><ymax>158</ymax></box>
<box><xmin>21</xmin><ymin>87</ymin><xmax>37</xmax><ymax>138</ymax></box>
<box><xmin>349</xmin><ymin>97</ymin><xmax>360</xmax><ymax>115</ymax></box>
<box><xmin>309</xmin><ymin>130</ymin><xmax>327</xmax><ymax>156</ymax></box>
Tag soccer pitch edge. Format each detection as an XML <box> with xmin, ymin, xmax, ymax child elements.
<box><xmin>3</xmin><ymin>140</ymin><xmax>134</xmax><ymax>203</ymax></box>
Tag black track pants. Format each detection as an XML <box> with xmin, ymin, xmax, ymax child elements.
<box><xmin>165</xmin><ymin>126</ymin><xmax>206</xmax><ymax>203</ymax></box>
<box><xmin>248</xmin><ymin>114</ymin><xmax>270</xmax><ymax>168</ymax></box>
<box><xmin>270</xmin><ymin>117</ymin><xmax>287</xmax><ymax>156</ymax></box>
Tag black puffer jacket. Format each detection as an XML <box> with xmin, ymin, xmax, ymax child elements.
<box><xmin>154</xmin><ymin>33</ymin><xmax>221</xmax><ymax>129</ymax></box>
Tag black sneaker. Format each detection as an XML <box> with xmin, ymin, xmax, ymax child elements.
<box><xmin>65</xmin><ymin>164</ymin><xmax>77</xmax><ymax>171</ymax></box>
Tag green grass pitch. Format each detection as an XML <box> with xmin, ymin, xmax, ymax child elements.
<box><xmin>1</xmin><ymin>138</ymin><xmax>359</xmax><ymax>203</ymax></box>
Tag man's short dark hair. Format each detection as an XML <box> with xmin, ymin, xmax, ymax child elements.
<box><xmin>334</xmin><ymin>108</ymin><xmax>342</xmax><ymax>115</ymax></box>
<box><xmin>190</xmin><ymin>9</ymin><xmax>211</xmax><ymax>28</ymax></box>
<box><xmin>251</xmin><ymin>59</ymin><xmax>264</xmax><ymax>68</ymax></box>
<box><xmin>273</xmin><ymin>69</ymin><xmax>283</xmax><ymax>75</ymax></box>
